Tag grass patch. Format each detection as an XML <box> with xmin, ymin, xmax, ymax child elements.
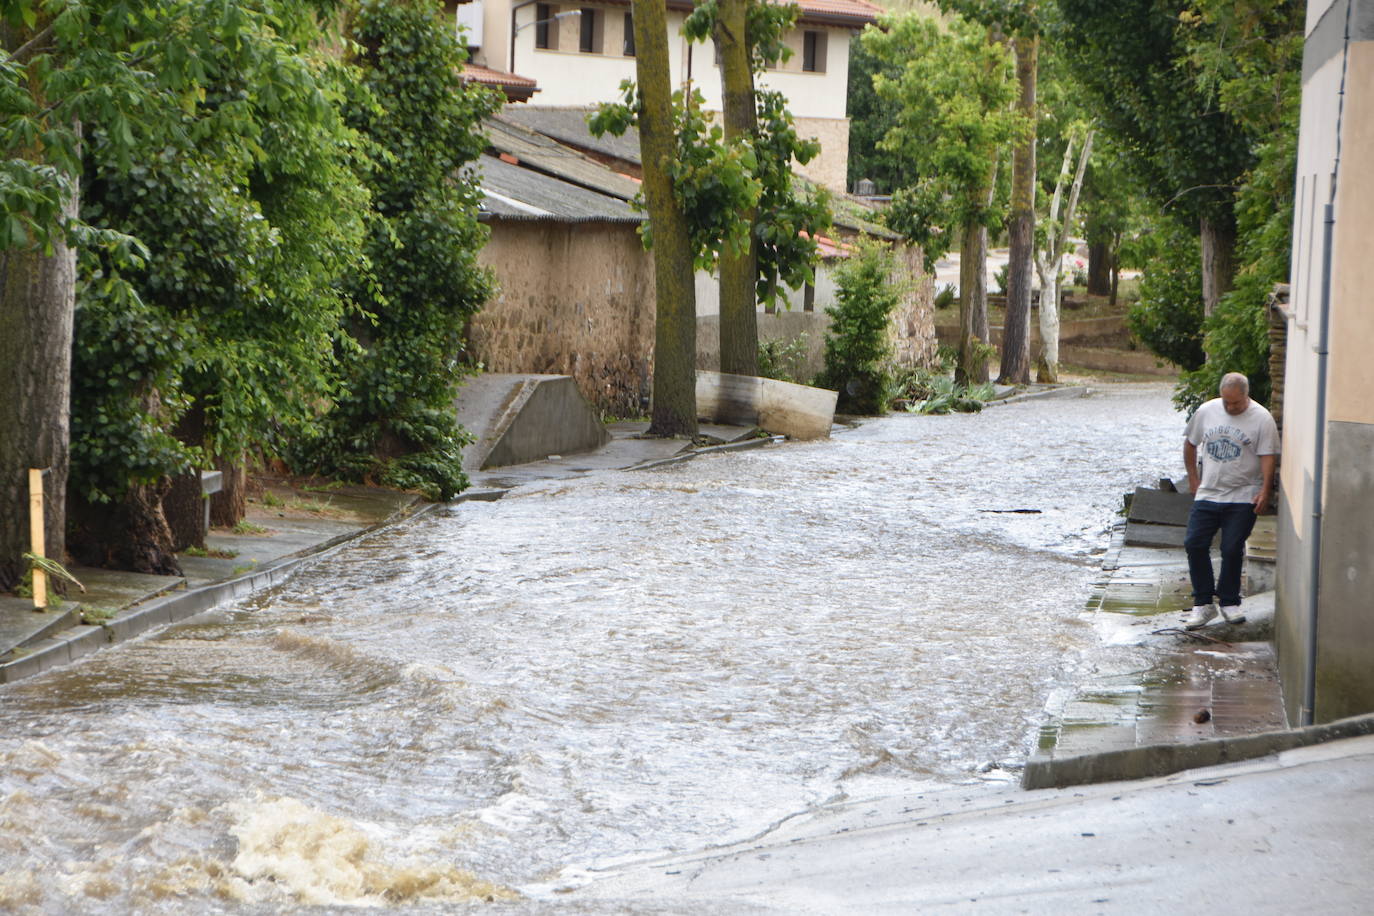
<box><xmin>229</xmin><ymin>520</ymin><xmax>270</xmax><ymax>536</ymax></box>
<box><xmin>181</xmin><ymin>545</ymin><xmax>240</xmax><ymax>559</ymax></box>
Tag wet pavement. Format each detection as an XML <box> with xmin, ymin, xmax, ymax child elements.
<box><xmin>0</xmin><ymin>381</ymin><xmax>1329</xmax><ymax>913</ymax></box>
<box><xmin>1032</xmin><ymin>519</ymin><xmax>1286</xmax><ymax>767</ymax></box>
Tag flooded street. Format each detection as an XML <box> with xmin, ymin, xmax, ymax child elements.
<box><xmin>0</xmin><ymin>383</ymin><xmax>1185</xmax><ymax>912</ymax></box>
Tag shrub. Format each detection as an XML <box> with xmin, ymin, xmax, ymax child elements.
<box><xmin>757</xmin><ymin>334</ymin><xmax>810</xmax><ymax>385</ymax></box>
<box><xmin>1126</xmin><ymin>221</ymin><xmax>1206</xmax><ymax>371</ymax></box>
<box><xmin>815</xmin><ymin>241</ymin><xmax>904</xmax><ymax>414</ymax></box>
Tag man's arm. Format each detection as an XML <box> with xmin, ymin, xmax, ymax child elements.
<box><xmin>1184</xmin><ymin>440</ymin><xmax>1200</xmax><ymax>494</ymax></box>
<box><xmin>1255</xmin><ymin>453</ymin><xmax>1277</xmax><ymax>512</ymax></box>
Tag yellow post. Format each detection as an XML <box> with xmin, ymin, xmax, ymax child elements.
<box><xmin>28</xmin><ymin>468</ymin><xmax>47</xmax><ymax>609</ymax></box>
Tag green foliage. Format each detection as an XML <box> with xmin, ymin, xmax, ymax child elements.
<box><xmin>894</xmin><ymin>371</ymin><xmax>994</xmax><ymax>414</ymax></box>
<box><xmin>590</xmin><ymin>49</ymin><xmax>830</xmax><ymax>307</ymax></box>
<box><xmin>864</xmin><ymin>14</ymin><xmax>1021</xmax><ymax>269</ymax></box>
<box><xmin>816</xmin><ymin>242</ymin><xmax>905</xmax><ymax>414</ymax></box>
<box><xmin>1055</xmin><ymin>0</ymin><xmax>1254</xmax><ymax>227</ymax></box>
<box><xmin>301</xmin><ymin>0</ymin><xmax>501</xmax><ymax>500</ymax></box>
<box><xmin>67</xmin><ymin>0</ymin><xmax>370</xmax><ymax>505</ymax></box>
<box><xmin>757</xmin><ymin>334</ymin><xmax>810</xmax><ymax>385</ymax></box>
<box><xmin>1171</xmin><ymin>0</ymin><xmax>1301</xmax><ymax>414</ymax></box>
<box><xmin>845</xmin><ymin>31</ymin><xmax>904</xmax><ymax>194</ymax></box>
<box><xmin>751</xmin><ymin>89</ymin><xmax>831</xmax><ymax>306</ymax></box>
<box><xmin>591</xmin><ymin>82</ymin><xmax>758</xmax><ymax>270</ymax></box>
<box><xmin>934</xmin><ymin>283</ymin><xmax>957</xmax><ymax>310</ymax></box>
<box><xmin>1127</xmin><ymin>219</ymin><xmax>1206</xmax><ymax>371</ymax></box>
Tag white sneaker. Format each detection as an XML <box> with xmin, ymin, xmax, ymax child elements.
<box><xmin>1218</xmin><ymin>605</ymin><xmax>1247</xmax><ymax>625</ymax></box>
<box><xmin>1184</xmin><ymin>604</ymin><xmax>1218</xmax><ymax>630</ymax></box>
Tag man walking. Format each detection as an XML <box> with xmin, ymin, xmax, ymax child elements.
<box><xmin>1182</xmin><ymin>372</ymin><xmax>1279</xmax><ymax>629</ymax></box>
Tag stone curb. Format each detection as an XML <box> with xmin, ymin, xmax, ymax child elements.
<box><xmin>986</xmin><ymin>385</ymin><xmax>1092</xmax><ymax>407</ymax></box>
<box><xmin>0</xmin><ymin>495</ymin><xmax>450</xmax><ymax>685</ymax></box>
<box><xmin>1022</xmin><ymin>712</ymin><xmax>1374</xmax><ymax>790</ymax></box>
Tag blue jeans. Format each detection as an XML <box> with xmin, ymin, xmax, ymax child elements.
<box><xmin>1184</xmin><ymin>499</ymin><xmax>1257</xmax><ymax>608</ymax></box>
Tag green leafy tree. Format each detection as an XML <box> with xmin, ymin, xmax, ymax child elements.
<box><xmin>865</xmin><ymin>13</ymin><xmax>1020</xmax><ymax>385</ymax></box>
<box><xmin>304</xmin><ymin>0</ymin><xmax>501</xmax><ymax>495</ymax></box>
<box><xmin>1055</xmin><ymin>0</ymin><xmax>1255</xmax><ymax>317</ymax></box>
<box><xmin>1172</xmin><ymin>0</ymin><xmax>1301</xmax><ymax>413</ymax></box>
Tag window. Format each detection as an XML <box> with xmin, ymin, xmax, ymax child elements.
<box><xmin>535</xmin><ymin>3</ymin><xmax>555</xmax><ymax>49</ymax></box>
<box><xmin>622</xmin><ymin>12</ymin><xmax>635</xmax><ymax>56</ymax></box>
<box><xmin>802</xmin><ymin>30</ymin><xmax>827</xmax><ymax>72</ymax></box>
<box><xmin>579</xmin><ymin>7</ymin><xmax>602</xmax><ymax>53</ymax></box>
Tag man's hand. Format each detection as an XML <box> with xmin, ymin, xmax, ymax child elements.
<box><xmin>1253</xmin><ymin>487</ymin><xmax>1271</xmax><ymax>513</ymax></box>
<box><xmin>1183</xmin><ymin>441</ymin><xmax>1200</xmax><ymax>494</ymax></box>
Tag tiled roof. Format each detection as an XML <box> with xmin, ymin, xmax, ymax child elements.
<box><xmin>658</xmin><ymin>0</ymin><xmax>883</xmax><ymax>27</ymax></box>
<box><xmin>476</xmin><ymin>154</ymin><xmax>642</xmax><ymax>223</ymax></box>
<box><xmin>462</xmin><ymin>64</ymin><xmax>538</xmax><ymax>102</ymax></box>
<box><xmin>498</xmin><ymin>106</ymin><xmax>644</xmax><ymax>168</ymax></box>
<box><xmin>484</xmin><ymin>115</ymin><xmax>641</xmax><ymax>200</ymax></box>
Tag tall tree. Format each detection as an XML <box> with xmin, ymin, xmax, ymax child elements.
<box><xmin>631</xmin><ymin>0</ymin><xmax>698</xmax><ymax>436</ymax></box>
<box><xmin>0</xmin><ymin>0</ymin><xmax>238</xmax><ymax>589</ymax></box>
<box><xmin>998</xmin><ymin>32</ymin><xmax>1037</xmax><ymax>384</ymax></box>
<box><xmin>1033</xmin><ymin>125</ymin><xmax>1092</xmax><ymax>381</ymax></box>
<box><xmin>1055</xmin><ymin>0</ymin><xmax>1254</xmax><ymax>316</ymax></box>
<box><xmin>866</xmin><ymin>14</ymin><xmax>1018</xmax><ymax>385</ymax></box>
<box><xmin>939</xmin><ymin>1</ymin><xmax>1042</xmax><ymax>385</ymax></box>
<box><xmin>69</xmin><ymin>3</ymin><xmax>370</xmax><ymax>571</ymax></box>
<box><xmin>685</xmin><ymin>0</ymin><xmax>829</xmax><ymax>378</ymax></box>
<box><xmin>710</xmin><ymin>0</ymin><xmax>759</xmax><ymax>377</ymax></box>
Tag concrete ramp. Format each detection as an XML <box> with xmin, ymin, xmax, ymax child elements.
<box><xmin>455</xmin><ymin>374</ymin><xmax>611</xmax><ymax>470</ymax></box>
<box><xmin>696</xmin><ymin>370</ymin><xmax>837</xmax><ymax>440</ymax></box>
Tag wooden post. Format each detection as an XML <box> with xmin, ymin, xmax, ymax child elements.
<box><xmin>29</xmin><ymin>468</ymin><xmax>47</xmax><ymax>609</ymax></box>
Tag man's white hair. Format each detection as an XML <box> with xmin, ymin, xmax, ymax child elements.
<box><xmin>1219</xmin><ymin>372</ymin><xmax>1250</xmax><ymax>394</ymax></box>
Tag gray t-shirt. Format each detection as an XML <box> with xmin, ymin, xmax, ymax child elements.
<box><xmin>1185</xmin><ymin>398</ymin><xmax>1280</xmax><ymax>503</ymax></box>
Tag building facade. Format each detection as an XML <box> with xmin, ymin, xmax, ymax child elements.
<box><xmin>1276</xmin><ymin>0</ymin><xmax>1374</xmax><ymax>725</ymax></box>
<box><xmin>449</xmin><ymin>0</ymin><xmax>881</xmax><ymax>192</ymax></box>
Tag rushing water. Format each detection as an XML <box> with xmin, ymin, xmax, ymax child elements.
<box><xmin>0</xmin><ymin>383</ymin><xmax>1185</xmax><ymax>913</ymax></box>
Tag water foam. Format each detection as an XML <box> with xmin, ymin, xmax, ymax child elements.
<box><xmin>226</xmin><ymin>796</ymin><xmax>514</xmax><ymax>906</ymax></box>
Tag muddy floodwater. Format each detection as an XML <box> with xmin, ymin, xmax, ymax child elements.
<box><xmin>0</xmin><ymin>383</ymin><xmax>1184</xmax><ymax>912</ymax></box>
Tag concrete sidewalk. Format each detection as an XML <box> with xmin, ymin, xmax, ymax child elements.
<box><xmin>586</xmin><ymin>730</ymin><xmax>1374</xmax><ymax>913</ymax></box>
<box><xmin>0</xmin><ymin>420</ymin><xmax>775</xmax><ymax>684</ymax></box>
<box><xmin>1029</xmin><ymin>516</ymin><xmax>1288</xmax><ymax>785</ymax></box>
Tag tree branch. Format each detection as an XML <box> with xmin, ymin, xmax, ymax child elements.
<box><xmin>4</xmin><ymin>22</ymin><xmax>56</xmax><ymax>66</ymax></box>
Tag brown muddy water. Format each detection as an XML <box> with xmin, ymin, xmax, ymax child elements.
<box><xmin>0</xmin><ymin>383</ymin><xmax>1185</xmax><ymax>913</ymax></box>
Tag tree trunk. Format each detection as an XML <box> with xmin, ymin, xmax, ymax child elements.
<box><xmin>210</xmin><ymin>457</ymin><xmax>247</xmax><ymax>528</ymax></box>
<box><xmin>0</xmin><ymin>184</ymin><xmax>77</xmax><ymax>592</ymax></box>
<box><xmin>163</xmin><ymin>405</ymin><xmax>207</xmax><ymax>552</ymax></box>
<box><xmin>69</xmin><ymin>480</ymin><xmax>182</xmax><ymax>577</ymax></box>
<box><xmin>634</xmin><ymin>0</ymin><xmax>698</xmax><ymax>437</ymax></box>
<box><xmin>957</xmin><ymin>218</ymin><xmax>990</xmax><ymax>386</ymax></box>
<box><xmin>716</xmin><ymin>0</ymin><xmax>759</xmax><ymax>377</ymax></box>
<box><xmin>1036</xmin><ymin>128</ymin><xmax>1091</xmax><ymax>384</ymax></box>
<box><xmin>998</xmin><ymin>34</ymin><xmax>1037</xmax><ymax>386</ymax></box>
<box><xmin>1200</xmin><ymin>210</ymin><xmax>1237</xmax><ymax>317</ymax></box>
<box><xmin>1086</xmin><ymin>236</ymin><xmax>1111</xmax><ymax>296</ymax></box>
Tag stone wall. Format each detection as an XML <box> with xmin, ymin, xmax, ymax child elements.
<box><xmin>472</xmin><ymin>220</ymin><xmax>655</xmax><ymax>415</ymax></box>
<box><xmin>792</xmin><ymin>116</ymin><xmax>851</xmax><ymax>194</ymax></box>
<box><xmin>697</xmin><ymin>241</ymin><xmax>939</xmax><ymax>382</ymax></box>
<box><xmin>891</xmin><ymin>243</ymin><xmax>939</xmax><ymax>370</ymax></box>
